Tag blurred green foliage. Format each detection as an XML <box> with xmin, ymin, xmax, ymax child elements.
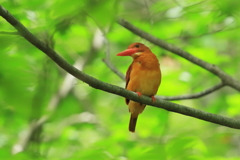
<box><xmin>1</xmin><ymin>0</ymin><xmax>240</xmax><ymax>159</ymax></box>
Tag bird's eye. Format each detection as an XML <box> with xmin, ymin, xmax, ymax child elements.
<box><xmin>135</xmin><ymin>44</ymin><xmax>140</xmax><ymax>48</ymax></box>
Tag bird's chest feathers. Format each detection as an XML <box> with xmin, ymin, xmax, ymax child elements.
<box><xmin>128</xmin><ymin>61</ymin><xmax>160</xmax><ymax>96</ymax></box>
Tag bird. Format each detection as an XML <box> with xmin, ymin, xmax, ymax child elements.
<box><xmin>116</xmin><ymin>42</ymin><xmax>161</xmax><ymax>132</ymax></box>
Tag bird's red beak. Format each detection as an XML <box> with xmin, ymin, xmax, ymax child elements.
<box><xmin>117</xmin><ymin>48</ymin><xmax>137</xmax><ymax>56</ymax></box>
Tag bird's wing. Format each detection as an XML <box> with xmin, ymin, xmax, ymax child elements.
<box><xmin>125</xmin><ymin>62</ymin><xmax>133</xmax><ymax>105</ymax></box>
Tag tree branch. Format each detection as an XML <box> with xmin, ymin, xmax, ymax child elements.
<box><xmin>117</xmin><ymin>18</ymin><xmax>240</xmax><ymax>91</ymax></box>
<box><xmin>1</xmin><ymin>6</ymin><xmax>240</xmax><ymax>129</ymax></box>
<box><xmin>158</xmin><ymin>82</ymin><xmax>225</xmax><ymax>100</ymax></box>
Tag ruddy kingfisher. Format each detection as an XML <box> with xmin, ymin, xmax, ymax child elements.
<box><xmin>117</xmin><ymin>42</ymin><xmax>161</xmax><ymax>132</ymax></box>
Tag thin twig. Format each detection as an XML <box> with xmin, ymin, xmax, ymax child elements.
<box><xmin>1</xmin><ymin>6</ymin><xmax>240</xmax><ymax>130</ymax></box>
<box><xmin>0</xmin><ymin>31</ymin><xmax>19</xmax><ymax>35</ymax></box>
<box><xmin>158</xmin><ymin>82</ymin><xmax>225</xmax><ymax>100</ymax></box>
<box><xmin>101</xmin><ymin>30</ymin><xmax>125</xmax><ymax>80</ymax></box>
<box><xmin>84</xmin><ymin>13</ymin><xmax>125</xmax><ymax>80</ymax></box>
<box><xmin>165</xmin><ymin>22</ymin><xmax>239</xmax><ymax>40</ymax></box>
<box><xmin>102</xmin><ymin>58</ymin><xmax>125</xmax><ymax>80</ymax></box>
<box><xmin>173</xmin><ymin>0</ymin><xmax>207</xmax><ymax>10</ymax></box>
<box><xmin>104</xmin><ymin>36</ymin><xmax>110</xmax><ymax>60</ymax></box>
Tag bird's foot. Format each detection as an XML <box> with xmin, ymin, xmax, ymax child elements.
<box><xmin>136</xmin><ymin>92</ymin><xmax>142</xmax><ymax>97</ymax></box>
<box><xmin>151</xmin><ymin>96</ymin><xmax>156</xmax><ymax>103</ymax></box>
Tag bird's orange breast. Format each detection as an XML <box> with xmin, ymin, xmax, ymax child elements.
<box><xmin>126</xmin><ymin>60</ymin><xmax>161</xmax><ymax>96</ymax></box>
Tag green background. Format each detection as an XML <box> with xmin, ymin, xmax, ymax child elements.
<box><xmin>1</xmin><ymin>0</ymin><xmax>240</xmax><ymax>159</ymax></box>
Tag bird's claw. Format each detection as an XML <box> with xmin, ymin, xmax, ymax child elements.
<box><xmin>151</xmin><ymin>96</ymin><xmax>156</xmax><ymax>103</ymax></box>
<box><xmin>136</xmin><ymin>92</ymin><xmax>142</xmax><ymax>97</ymax></box>
<box><xmin>136</xmin><ymin>92</ymin><xmax>156</xmax><ymax>103</ymax></box>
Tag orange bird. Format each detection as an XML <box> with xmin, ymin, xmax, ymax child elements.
<box><xmin>117</xmin><ymin>42</ymin><xmax>161</xmax><ymax>132</ymax></box>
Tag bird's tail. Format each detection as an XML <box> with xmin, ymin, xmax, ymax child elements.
<box><xmin>129</xmin><ymin>114</ymin><xmax>138</xmax><ymax>132</ymax></box>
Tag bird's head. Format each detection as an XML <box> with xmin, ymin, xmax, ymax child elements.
<box><xmin>117</xmin><ymin>42</ymin><xmax>151</xmax><ymax>57</ymax></box>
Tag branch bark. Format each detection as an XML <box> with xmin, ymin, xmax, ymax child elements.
<box><xmin>1</xmin><ymin>6</ymin><xmax>240</xmax><ymax>129</ymax></box>
<box><xmin>117</xmin><ymin>18</ymin><xmax>240</xmax><ymax>91</ymax></box>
